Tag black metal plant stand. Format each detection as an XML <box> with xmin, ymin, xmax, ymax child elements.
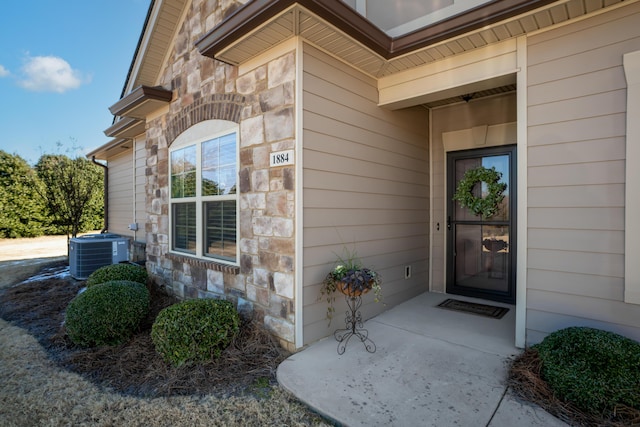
<box><xmin>333</xmin><ymin>294</ymin><xmax>376</xmax><ymax>354</ymax></box>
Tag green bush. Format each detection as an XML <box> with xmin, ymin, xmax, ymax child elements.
<box><xmin>86</xmin><ymin>263</ymin><xmax>148</xmax><ymax>287</ymax></box>
<box><xmin>0</xmin><ymin>151</ymin><xmax>45</xmax><ymax>238</ymax></box>
<box><xmin>151</xmin><ymin>299</ymin><xmax>240</xmax><ymax>367</ymax></box>
<box><xmin>65</xmin><ymin>280</ymin><xmax>150</xmax><ymax>347</ymax></box>
<box><xmin>534</xmin><ymin>326</ymin><xmax>640</xmax><ymax>416</ymax></box>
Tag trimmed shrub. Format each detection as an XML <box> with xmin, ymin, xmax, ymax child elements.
<box><xmin>65</xmin><ymin>280</ymin><xmax>150</xmax><ymax>347</ymax></box>
<box><xmin>151</xmin><ymin>299</ymin><xmax>240</xmax><ymax>367</ymax></box>
<box><xmin>86</xmin><ymin>263</ymin><xmax>148</xmax><ymax>288</ymax></box>
<box><xmin>535</xmin><ymin>326</ymin><xmax>640</xmax><ymax>416</ymax></box>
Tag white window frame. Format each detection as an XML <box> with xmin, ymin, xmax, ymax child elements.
<box><xmin>168</xmin><ymin>120</ymin><xmax>239</xmax><ymax>266</ymax></box>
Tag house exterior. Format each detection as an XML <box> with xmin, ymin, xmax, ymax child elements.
<box><xmin>89</xmin><ymin>0</ymin><xmax>640</xmax><ymax>351</ymax></box>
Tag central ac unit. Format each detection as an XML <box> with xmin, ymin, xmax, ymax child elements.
<box><xmin>69</xmin><ymin>234</ymin><xmax>129</xmax><ymax>280</ymax></box>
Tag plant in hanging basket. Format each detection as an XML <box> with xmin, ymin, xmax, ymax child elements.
<box><xmin>453</xmin><ymin>166</ymin><xmax>507</xmax><ymax>219</ymax></box>
<box><xmin>319</xmin><ymin>247</ymin><xmax>383</xmax><ymax>325</ymax></box>
<box><xmin>330</xmin><ymin>265</ymin><xmax>379</xmax><ymax>297</ymax></box>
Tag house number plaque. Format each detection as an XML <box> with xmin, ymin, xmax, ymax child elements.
<box><xmin>270</xmin><ymin>149</ymin><xmax>294</xmax><ymax>167</ymax></box>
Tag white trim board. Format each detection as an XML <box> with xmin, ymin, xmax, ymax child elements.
<box><xmin>515</xmin><ymin>35</ymin><xmax>527</xmax><ymax>348</ymax></box>
<box><xmin>294</xmin><ymin>37</ymin><xmax>305</xmax><ymax>348</ymax></box>
<box><xmin>378</xmin><ymin>39</ymin><xmax>517</xmax><ymax>110</ymax></box>
<box><xmin>623</xmin><ymin>49</ymin><xmax>640</xmax><ymax>305</ymax></box>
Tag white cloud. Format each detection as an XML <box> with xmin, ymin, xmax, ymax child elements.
<box><xmin>18</xmin><ymin>55</ymin><xmax>87</xmax><ymax>93</ymax></box>
<box><xmin>0</xmin><ymin>65</ymin><xmax>9</xmax><ymax>77</ymax></box>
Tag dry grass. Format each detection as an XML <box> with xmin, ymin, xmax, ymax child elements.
<box><xmin>508</xmin><ymin>347</ymin><xmax>640</xmax><ymax>427</ymax></box>
<box><xmin>0</xmin><ymin>261</ymin><xmax>331</xmax><ymax>426</ymax></box>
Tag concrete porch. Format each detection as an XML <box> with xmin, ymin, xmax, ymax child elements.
<box><xmin>277</xmin><ymin>292</ymin><xmax>567</xmax><ymax>426</ymax></box>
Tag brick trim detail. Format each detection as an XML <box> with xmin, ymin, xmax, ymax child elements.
<box><xmin>166</xmin><ymin>93</ymin><xmax>246</xmax><ymax>146</ymax></box>
<box><xmin>166</xmin><ymin>253</ymin><xmax>241</xmax><ymax>275</ymax></box>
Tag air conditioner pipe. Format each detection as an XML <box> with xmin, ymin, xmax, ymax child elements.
<box><xmin>92</xmin><ymin>156</ymin><xmax>109</xmax><ymax>233</ymax></box>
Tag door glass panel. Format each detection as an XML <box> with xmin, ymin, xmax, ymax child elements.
<box><xmin>454</xmin><ymin>155</ymin><xmax>509</xmax><ymax>221</ymax></box>
<box><xmin>454</xmin><ymin>158</ymin><xmax>481</xmax><ymax>221</ymax></box>
<box><xmin>481</xmin><ymin>155</ymin><xmax>509</xmax><ymax>222</ymax></box>
<box><xmin>454</xmin><ymin>224</ymin><xmax>509</xmax><ymax>293</ymax></box>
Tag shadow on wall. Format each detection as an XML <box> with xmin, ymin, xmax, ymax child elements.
<box><xmin>131</xmin><ymin>241</ymin><xmax>147</xmax><ymax>264</ymax></box>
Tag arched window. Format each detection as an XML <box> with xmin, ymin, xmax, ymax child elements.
<box><xmin>169</xmin><ymin>120</ymin><xmax>238</xmax><ymax>264</ymax></box>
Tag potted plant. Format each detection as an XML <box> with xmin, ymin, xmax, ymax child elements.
<box><xmin>319</xmin><ymin>249</ymin><xmax>383</xmax><ymax>325</ymax></box>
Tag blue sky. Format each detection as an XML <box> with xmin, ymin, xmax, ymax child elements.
<box><xmin>0</xmin><ymin>0</ymin><xmax>151</xmax><ymax>164</ymax></box>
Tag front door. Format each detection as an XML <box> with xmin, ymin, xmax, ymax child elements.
<box><xmin>446</xmin><ymin>146</ymin><xmax>516</xmax><ymax>304</ymax></box>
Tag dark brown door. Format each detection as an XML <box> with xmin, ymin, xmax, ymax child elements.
<box><xmin>446</xmin><ymin>146</ymin><xmax>516</xmax><ymax>304</ymax></box>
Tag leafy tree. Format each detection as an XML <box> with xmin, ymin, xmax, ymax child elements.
<box><xmin>35</xmin><ymin>154</ymin><xmax>104</xmax><ymax>238</ymax></box>
<box><xmin>0</xmin><ymin>150</ymin><xmax>45</xmax><ymax>238</ymax></box>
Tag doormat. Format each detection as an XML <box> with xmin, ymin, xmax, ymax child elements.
<box><xmin>437</xmin><ymin>299</ymin><xmax>509</xmax><ymax>319</ymax></box>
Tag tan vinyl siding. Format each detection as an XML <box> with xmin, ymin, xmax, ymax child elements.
<box><xmin>107</xmin><ymin>149</ymin><xmax>134</xmax><ymax>238</ymax></box>
<box><xmin>525</xmin><ymin>2</ymin><xmax>640</xmax><ymax>344</ymax></box>
<box><xmin>134</xmin><ymin>137</ymin><xmax>146</xmax><ymax>243</ymax></box>
<box><xmin>302</xmin><ymin>44</ymin><xmax>429</xmax><ymax>345</ymax></box>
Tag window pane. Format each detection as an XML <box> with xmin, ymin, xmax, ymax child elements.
<box><xmin>219</xmin><ymin>134</ymin><xmax>236</xmax><ymax>163</ymax></box>
<box><xmin>171</xmin><ymin>175</ymin><xmax>184</xmax><ymax>198</ymax></box>
<box><xmin>202</xmin><ymin>140</ymin><xmax>220</xmax><ymax>169</ymax></box>
<box><xmin>172</xmin><ymin>203</ymin><xmax>196</xmax><ymax>254</ymax></box>
<box><xmin>171</xmin><ymin>145</ymin><xmax>196</xmax><ymax>198</ymax></box>
<box><xmin>219</xmin><ymin>165</ymin><xmax>236</xmax><ymax>195</ymax></box>
<box><xmin>204</xmin><ymin>200</ymin><xmax>236</xmax><ymax>262</ymax></box>
<box><xmin>171</xmin><ymin>151</ymin><xmax>184</xmax><ymax>175</ymax></box>
<box><xmin>184</xmin><ymin>171</ymin><xmax>196</xmax><ymax>197</ymax></box>
<box><xmin>202</xmin><ymin>169</ymin><xmax>220</xmax><ymax>196</ymax></box>
<box><xmin>184</xmin><ymin>147</ymin><xmax>196</xmax><ymax>173</ymax></box>
<box><xmin>202</xmin><ymin>133</ymin><xmax>236</xmax><ymax>196</ymax></box>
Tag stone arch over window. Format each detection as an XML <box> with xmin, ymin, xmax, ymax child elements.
<box><xmin>166</xmin><ymin>93</ymin><xmax>247</xmax><ymax>146</ymax></box>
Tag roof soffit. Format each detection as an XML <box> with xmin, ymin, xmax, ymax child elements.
<box><xmin>196</xmin><ymin>0</ymin><xmax>389</xmax><ymax>59</ymax></box>
<box><xmin>196</xmin><ymin>0</ymin><xmax>625</xmax><ymax>78</ymax></box>
<box><xmin>109</xmin><ymin>85</ymin><xmax>173</xmax><ymax>119</ymax></box>
<box><xmin>86</xmin><ymin>138</ymin><xmax>131</xmax><ymax>160</ymax></box>
<box><xmin>103</xmin><ymin>116</ymin><xmax>146</xmax><ymax>139</ymax></box>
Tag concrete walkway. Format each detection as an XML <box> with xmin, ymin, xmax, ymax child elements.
<box><xmin>277</xmin><ymin>293</ymin><xmax>567</xmax><ymax>426</ymax></box>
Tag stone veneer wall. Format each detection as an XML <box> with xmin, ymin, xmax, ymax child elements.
<box><xmin>143</xmin><ymin>0</ymin><xmax>297</xmax><ymax>349</ymax></box>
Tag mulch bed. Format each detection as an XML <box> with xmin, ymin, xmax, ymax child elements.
<box><xmin>10</xmin><ymin>262</ymin><xmax>639</xmax><ymax>425</ymax></box>
<box><xmin>508</xmin><ymin>347</ymin><xmax>640</xmax><ymax>426</ymax></box>
<box><xmin>0</xmin><ymin>261</ymin><xmax>290</xmax><ymax>398</ymax></box>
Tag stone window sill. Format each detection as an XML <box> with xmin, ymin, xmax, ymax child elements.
<box><xmin>166</xmin><ymin>253</ymin><xmax>240</xmax><ymax>275</ymax></box>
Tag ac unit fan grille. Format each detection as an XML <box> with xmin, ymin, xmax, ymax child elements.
<box><xmin>69</xmin><ymin>235</ymin><xmax>129</xmax><ymax>280</ymax></box>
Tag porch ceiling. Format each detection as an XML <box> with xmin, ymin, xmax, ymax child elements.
<box><xmin>422</xmin><ymin>84</ymin><xmax>518</xmax><ymax>109</ymax></box>
<box><xmin>198</xmin><ymin>0</ymin><xmax>625</xmax><ymax>79</ymax></box>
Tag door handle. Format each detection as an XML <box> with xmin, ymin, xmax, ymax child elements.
<box><xmin>447</xmin><ymin>216</ymin><xmax>451</xmax><ymax>230</ymax></box>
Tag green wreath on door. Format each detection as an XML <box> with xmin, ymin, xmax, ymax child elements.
<box><xmin>453</xmin><ymin>166</ymin><xmax>507</xmax><ymax>219</ymax></box>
